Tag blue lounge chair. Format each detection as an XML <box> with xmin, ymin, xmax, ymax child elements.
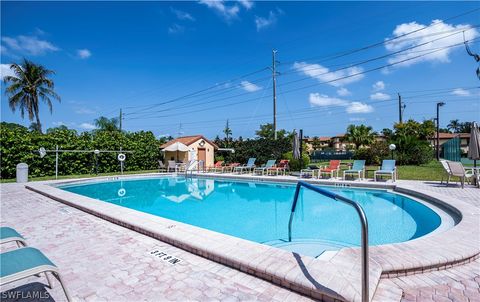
<box><xmin>374</xmin><ymin>160</ymin><xmax>397</xmax><ymax>182</ymax></box>
<box><xmin>0</xmin><ymin>247</ymin><xmax>72</xmax><ymax>301</ymax></box>
<box><xmin>343</xmin><ymin>160</ymin><xmax>366</xmax><ymax>180</ymax></box>
<box><xmin>234</xmin><ymin>158</ymin><xmax>256</xmax><ymax>174</ymax></box>
<box><xmin>253</xmin><ymin>160</ymin><xmax>276</xmax><ymax>175</ymax></box>
<box><xmin>0</xmin><ymin>227</ymin><xmax>27</xmax><ymax>247</ymax></box>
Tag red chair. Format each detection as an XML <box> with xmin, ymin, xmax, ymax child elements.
<box><xmin>319</xmin><ymin>160</ymin><xmax>341</xmax><ymax>179</ymax></box>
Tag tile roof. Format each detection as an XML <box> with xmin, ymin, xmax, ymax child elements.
<box><xmin>160</xmin><ymin>135</ymin><xmax>218</xmax><ymax>149</ymax></box>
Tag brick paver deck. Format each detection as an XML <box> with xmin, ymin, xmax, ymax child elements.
<box><xmin>0</xmin><ymin>183</ymin><xmax>312</xmax><ymax>301</ymax></box>
<box><xmin>1</xmin><ymin>177</ymin><xmax>479</xmax><ymax>301</ymax></box>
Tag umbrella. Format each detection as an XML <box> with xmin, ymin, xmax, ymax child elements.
<box><xmin>162</xmin><ymin>142</ymin><xmax>189</xmax><ymax>162</ymax></box>
<box><xmin>292</xmin><ymin>130</ymin><xmax>300</xmax><ymax>160</ymax></box>
<box><xmin>468</xmin><ymin>122</ymin><xmax>480</xmax><ymax>185</ymax></box>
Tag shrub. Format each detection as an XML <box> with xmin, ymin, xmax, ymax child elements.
<box><xmin>283</xmin><ymin>151</ymin><xmax>310</xmax><ymax>171</ymax></box>
<box><xmin>353</xmin><ymin>141</ymin><xmax>390</xmax><ymax>165</ymax></box>
<box><xmin>0</xmin><ymin>123</ymin><xmax>160</xmax><ymax>179</ymax></box>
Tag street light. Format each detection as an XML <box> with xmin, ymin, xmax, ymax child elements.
<box><xmin>436</xmin><ymin>102</ymin><xmax>445</xmax><ymax>161</ymax></box>
<box><xmin>389</xmin><ymin>144</ymin><xmax>396</xmax><ymax>160</ymax></box>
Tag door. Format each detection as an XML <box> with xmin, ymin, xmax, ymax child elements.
<box><xmin>197</xmin><ymin>148</ymin><xmax>206</xmax><ymax>171</ymax></box>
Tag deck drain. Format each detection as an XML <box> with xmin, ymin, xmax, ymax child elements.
<box><xmin>166</xmin><ymin>225</ymin><xmax>176</xmax><ymax>229</ymax></box>
<box><xmin>150</xmin><ymin>249</ymin><xmax>182</xmax><ymax>265</ymax></box>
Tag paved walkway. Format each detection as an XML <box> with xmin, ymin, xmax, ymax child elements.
<box><xmin>0</xmin><ymin>183</ymin><xmax>312</xmax><ymax>302</ymax></box>
<box><xmin>1</xmin><ymin>179</ymin><xmax>479</xmax><ymax>301</ymax></box>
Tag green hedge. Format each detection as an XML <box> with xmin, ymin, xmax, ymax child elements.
<box><xmin>0</xmin><ymin>123</ymin><xmax>161</xmax><ymax>179</ymax></box>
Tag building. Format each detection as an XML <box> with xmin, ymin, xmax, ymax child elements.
<box><xmin>303</xmin><ymin>137</ymin><xmax>331</xmax><ymax>153</ymax></box>
<box><xmin>304</xmin><ymin>134</ymin><xmax>387</xmax><ymax>152</ymax></box>
<box><xmin>160</xmin><ymin>135</ymin><xmax>218</xmax><ymax>167</ymax></box>
<box><xmin>429</xmin><ymin>133</ymin><xmax>470</xmax><ymax>154</ymax></box>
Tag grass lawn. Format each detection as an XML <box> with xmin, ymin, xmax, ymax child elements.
<box><xmin>311</xmin><ymin>160</ymin><xmax>471</xmax><ymax>181</ymax></box>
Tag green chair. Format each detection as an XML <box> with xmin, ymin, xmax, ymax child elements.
<box><xmin>234</xmin><ymin>158</ymin><xmax>256</xmax><ymax>174</ymax></box>
<box><xmin>253</xmin><ymin>160</ymin><xmax>276</xmax><ymax>175</ymax></box>
<box><xmin>0</xmin><ymin>227</ymin><xmax>27</xmax><ymax>247</ymax></box>
<box><xmin>374</xmin><ymin>160</ymin><xmax>397</xmax><ymax>182</ymax></box>
<box><xmin>0</xmin><ymin>247</ymin><xmax>72</xmax><ymax>301</ymax></box>
<box><xmin>343</xmin><ymin>160</ymin><xmax>366</xmax><ymax>180</ymax></box>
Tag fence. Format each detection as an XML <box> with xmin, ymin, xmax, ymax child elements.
<box><xmin>311</xmin><ymin>150</ymin><xmax>354</xmax><ymax>161</ymax></box>
<box><xmin>441</xmin><ymin>136</ymin><xmax>461</xmax><ymax>162</ymax></box>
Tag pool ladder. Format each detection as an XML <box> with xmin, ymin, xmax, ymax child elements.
<box><xmin>288</xmin><ymin>181</ymin><xmax>370</xmax><ymax>302</ymax></box>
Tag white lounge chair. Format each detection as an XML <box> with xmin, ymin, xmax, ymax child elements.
<box><xmin>446</xmin><ymin>161</ymin><xmax>474</xmax><ymax>189</ymax></box>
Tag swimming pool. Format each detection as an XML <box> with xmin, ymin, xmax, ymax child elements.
<box><xmin>60</xmin><ymin>176</ymin><xmax>446</xmax><ymax>257</ymax></box>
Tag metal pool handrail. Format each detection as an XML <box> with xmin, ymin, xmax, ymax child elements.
<box><xmin>288</xmin><ymin>181</ymin><xmax>370</xmax><ymax>302</ymax></box>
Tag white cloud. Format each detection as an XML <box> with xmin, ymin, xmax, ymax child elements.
<box><xmin>52</xmin><ymin>121</ymin><xmax>66</xmax><ymax>126</ymax></box>
<box><xmin>372</xmin><ymin>81</ymin><xmax>385</xmax><ymax>91</ymax></box>
<box><xmin>0</xmin><ymin>64</ymin><xmax>15</xmax><ymax>79</ymax></box>
<box><xmin>370</xmin><ymin>92</ymin><xmax>391</xmax><ymax>101</ymax></box>
<box><xmin>309</xmin><ymin>93</ymin><xmax>374</xmax><ymax>114</ymax></box>
<box><xmin>349</xmin><ymin>117</ymin><xmax>366</xmax><ymax>122</ymax></box>
<box><xmin>293</xmin><ymin>61</ymin><xmax>365</xmax><ymax>87</ymax></box>
<box><xmin>198</xmin><ymin>0</ymin><xmax>240</xmax><ymax>21</ymax></box>
<box><xmin>385</xmin><ymin>20</ymin><xmax>479</xmax><ymax>67</ymax></box>
<box><xmin>309</xmin><ymin>93</ymin><xmax>348</xmax><ymax>107</ymax></box>
<box><xmin>77</xmin><ymin>49</ymin><xmax>91</xmax><ymax>59</ymax></box>
<box><xmin>168</xmin><ymin>24</ymin><xmax>185</xmax><ymax>34</ymax></box>
<box><xmin>451</xmin><ymin>88</ymin><xmax>471</xmax><ymax>97</ymax></box>
<box><xmin>240</xmin><ymin>80</ymin><xmax>262</xmax><ymax>92</ymax></box>
<box><xmin>1</xmin><ymin>35</ymin><xmax>59</xmax><ymax>56</ymax></box>
<box><xmin>337</xmin><ymin>87</ymin><xmax>351</xmax><ymax>96</ymax></box>
<box><xmin>346</xmin><ymin>102</ymin><xmax>374</xmax><ymax>114</ymax></box>
<box><xmin>255</xmin><ymin>9</ymin><xmax>283</xmax><ymax>31</ymax></box>
<box><xmin>238</xmin><ymin>0</ymin><xmax>253</xmax><ymax>10</ymax></box>
<box><xmin>171</xmin><ymin>8</ymin><xmax>195</xmax><ymax>21</ymax></box>
<box><xmin>79</xmin><ymin>123</ymin><xmax>96</xmax><ymax>130</ymax></box>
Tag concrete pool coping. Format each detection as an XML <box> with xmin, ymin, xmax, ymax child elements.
<box><xmin>25</xmin><ymin>173</ymin><xmax>480</xmax><ymax>301</ymax></box>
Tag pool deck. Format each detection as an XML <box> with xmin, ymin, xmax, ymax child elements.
<box><xmin>1</xmin><ymin>173</ymin><xmax>479</xmax><ymax>301</ymax></box>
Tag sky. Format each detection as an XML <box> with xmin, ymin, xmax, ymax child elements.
<box><xmin>1</xmin><ymin>1</ymin><xmax>479</xmax><ymax>139</ymax></box>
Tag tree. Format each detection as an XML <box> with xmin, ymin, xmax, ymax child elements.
<box><xmin>311</xmin><ymin>136</ymin><xmax>322</xmax><ymax>150</ymax></box>
<box><xmin>344</xmin><ymin>124</ymin><xmax>375</xmax><ymax>149</ymax></box>
<box><xmin>459</xmin><ymin>122</ymin><xmax>472</xmax><ymax>133</ymax></box>
<box><xmin>255</xmin><ymin>123</ymin><xmax>288</xmax><ymax>139</ymax></box>
<box><xmin>447</xmin><ymin>119</ymin><xmax>461</xmax><ymax>133</ymax></box>
<box><xmin>29</xmin><ymin>122</ymin><xmax>42</xmax><ymax>133</ymax></box>
<box><xmin>3</xmin><ymin>59</ymin><xmax>61</xmax><ymax>134</ymax></box>
<box><xmin>223</xmin><ymin>119</ymin><xmax>232</xmax><ymax>146</ymax></box>
<box><xmin>94</xmin><ymin>116</ymin><xmax>119</xmax><ymax>132</ymax></box>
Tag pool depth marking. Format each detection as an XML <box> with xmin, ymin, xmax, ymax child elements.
<box><xmin>150</xmin><ymin>249</ymin><xmax>183</xmax><ymax>265</ymax></box>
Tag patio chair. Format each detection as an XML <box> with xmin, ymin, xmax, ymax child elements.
<box><xmin>158</xmin><ymin>161</ymin><xmax>167</xmax><ymax>173</ymax></box>
<box><xmin>440</xmin><ymin>160</ymin><xmax>452</xmax><ymax>184</ymax></box>
<box><xmin>0</xmin><ymin>227</ymin><xmax>27</xmax><ymax>247</ymax></box>
<box><xmin>446</xmin><ymin>161</ymin><xmax>474</xmax><ymax>189</ymax></box>
<box><xmin>0</xmin><ymin>247</ymin><xmax>72</xmax><ymax>301</ymax></box>
<box><xmin>318</xmin><ymin>160</ymin><xmax>341</xmax><ymax>179</ymax></box>
<box><xmin>167</xmin><ymin>160</ymin><xmax>176</xmax><ymax>172</ymax></box>
<box><xmin>233</xmin><ymin>158</ymin><xmax>256</xmax><ymax>174</ymax></box>
<box><xmin>253</xmin><ymin>160</ymin><xmax>276</xmax><ymax>176</ymax></box>
<box><xmin>374</xmin><ymin>160</ymin><xmax>397</xmax><ymax>182</ymax></box>
<box><xmin>343</xmin><ymin>160</ymin><xmax>366</xmax><ymax>180</ymax></box>
<box><xmin>207</xmin><ymin>161</ymin><xmax>224</xmax><ymax>173</ymax></box>
<box><xmin>268</xmin><ymin>159</ymin><xmax>290</xmax><ymax>176</ymax></box>
<box><xmin>300</xmin><ymin>164</ymin><xmax>319</xmax><ymax>178</ymax></box>
<box><xmin>221</xmin><ymin>162</ymin><xmax>240</xmax><ymax>173</ymax></box>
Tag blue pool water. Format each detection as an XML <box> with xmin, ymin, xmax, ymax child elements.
<box><xmin>60</xmin><ymin>177</ymin><xmax>442</xmax><ymax>256</ymax></box>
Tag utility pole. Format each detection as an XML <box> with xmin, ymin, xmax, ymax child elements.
<box><xmin>119</xmin><ymin>108</ymin><xmax>122</xmax><ymax>132</ymax></box>
<box><xmin>436</xmin><ymin>102</ymin><xmax>445</xmax><ymax>161</ymax></box>
<box><xmin>272</xmin><ymin>49</ymin><xmax>278</xmax><ymax>140</ymax></box>
<box><xmin>397</xmin><ymin>93</ymin><xmax>403</xmax><ymax>123</ymax></box>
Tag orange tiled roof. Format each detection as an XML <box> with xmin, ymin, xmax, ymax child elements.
<box><xmin>160</xmin><ymin>135</ymin><xmax>218</xmax><ymax>149</ymax></box>
<box><xmin>431</xmin><ymin>133</ymin><xmax>470</xmax><ymax>139</ymax></box>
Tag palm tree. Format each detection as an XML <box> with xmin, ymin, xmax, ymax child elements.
<box><xmin>94</xmin><ymin>116</ymin><xmax>119</xmax><ymax>131</ymax></box>
<box><xmin>223</xmin><ymin>119</ymin><xmax>232</xmax><ymax>146</ymax></box>
<box><xmin>447</xmin><ymin>119</ymin><xmax>461</xmax><ymax>133</ymax></box>
<box><xmin>344</xmin><ymin>124</ymin><xmax>375</xmax><ymax>149</ymax></box>
<box><xmin>3</xmin><ymin>59</ymin><xmax>61</xmax><ymax>134</ymax></box>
